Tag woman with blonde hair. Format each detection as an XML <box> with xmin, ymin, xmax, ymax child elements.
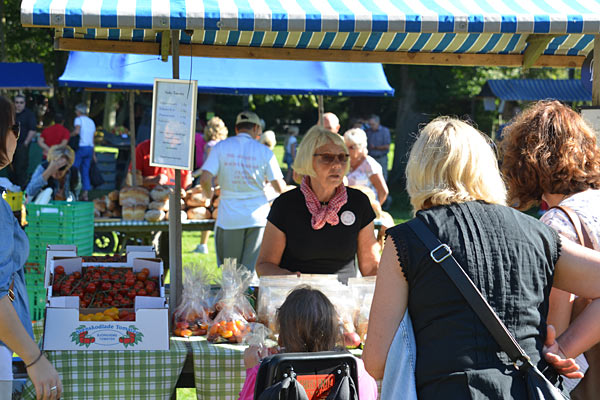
<box><xmin>364</xmin><ymin>116</ymin><xmax>600</xmax><ymax>399</ymax></box>
<box><xmin>344</xmin><ymin>128</ymin><xmax>389</xmax><ymax>205</ymax></box>
<box><xmin>26</xmin><ymin>144</ymin><xmax>80</xmax><ymax>201</ymax></box>
<box><xmin>502</xmin><ymin>100</ymin><xmax>600</xmax><ymax>397</ymax></box>
<box><xmin>203</xmin><ymin>116</ymin><xmax>228</xmax><ymax>159</ymax></box>
<box><xmin>256</xmin><ymin>125</ymin><xmax>379</xmax><ymax>283</ymax></box>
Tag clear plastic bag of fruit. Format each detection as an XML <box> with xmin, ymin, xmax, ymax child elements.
<box><xmin>215</xmin><ymin>258</ymin><xmax>257</xmax><ymax>322</ymax></box>
<box><xmin>348</xmin><ymin>277</ymin><xmax>376</xmax><ymax>346</ymax></box>
<box><xmin>173</xmin><ymin>265</ymin><xmax>213</xmax><ymax>337</ymax></box>
<box><xmin>207</xmin><ymin>300</ymin><xmax>251</xmax><ymax>344</ymax></box>
<box><xmin>257</xmin><ymin>276</ymin><xmax>300</xmax><ymax>336</ymax></box>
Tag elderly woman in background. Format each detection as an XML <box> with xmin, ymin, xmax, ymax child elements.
<box><xmin>26</xmin><ymin>144</ymin><xmax>80</xmax><ymax>202</ymax></box>
<box><xmin>256</xmin><ymin>125</ymin><xmax>379</xmax><ymax>283</ymax></box>
<box><xmin>344</xmin><ymin>128</ymin><xmax>388</xmax><ymax>205</ymax></box>
<box><xmin>203</xmin><ymin>116</ymin><xmax>228</xmax><ymax>159</ymax></box>
<box><xmin>502</xmin><ymin>100</ymin><xmax>600</xmax><ymax>398</ymax></box>
<box><xmin>0</xmin><ymin>96</ymin><xmax>62</xmax><ymax>399</ymax></box>
<box><xmin>259</xmin><ymin>130</ymin><xmax>277</xmax><ymax>151</ymax></box>
<box><xmin>363</xmin><ymin>116</ymin><xmax>600</xmax><ymax>399</ymax></box>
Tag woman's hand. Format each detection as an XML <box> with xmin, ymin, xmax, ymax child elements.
<box><xmin>47</xmin><ymin>158</ymin><xmax>68</xmax><ymax>175</ymax></box>
<box><xmin>244</xmin><ymin>345</ymin><xmax>269</xmax><ymax>369</ymax></box>
<box><xmin>27</xmin><ymin>354</ymin><xmax>62</xmax><ymax>399</ymax></box>
<box><xmin>543</xmin><ymin>325</ymin><xmax>584</xmax><ymax>379</ymax></box>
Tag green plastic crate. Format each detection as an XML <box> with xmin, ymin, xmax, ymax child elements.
<box><xmin>25</xmin><ymin>272</ymin><xmax>44</xmax><ymax>287</ymax></box>
<box><xmin>26</xmin><ymin>284</ymin><xmax>46</xmax><ymax>321</ymax></box>
<box><xmin>26</xmin><ymin>201</ymin><xmax>94</xmax><ymax>226</ymax></box>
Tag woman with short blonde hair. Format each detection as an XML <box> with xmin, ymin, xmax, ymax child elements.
<box><xmin>344</xmin><ymin>128</ymin><xmax>389</xmax><ymax>205</ymax></box>
<box><xmin>293</xmin><ymin>125</ymin><xmax>350</xmax><ymax>177</ymax></box>
<box><xmin>203</xmin><ymin>116</ymin><xmax>228</xmax><ymax>143</ymax></box>
<box><xmin>406</xmin><ymin>117</ymin><xmax>506</xmax><ymax>213</ymax></box>
<box><xmin>257</xmin><ymin>124</ymin><xmax>379</xmax><ymax>283</ymax></box>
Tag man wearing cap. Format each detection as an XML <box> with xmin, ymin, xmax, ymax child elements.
<box><xmin>198</xmin><ymin>111</ymin><xmax>285</xmax><ymax>271</ymax></box>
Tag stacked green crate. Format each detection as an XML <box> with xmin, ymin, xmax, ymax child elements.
<box><xmin>25</xmin><ymin>272</ymin><xmax>46</xmax><ymax>321</ymax></box>
<box><xmin>24</xmin><ymin>202</ymin><xmax>93</xmax><ymax>320</ymax></box>
<box><xmin>26</xmin><ymin>201</ymin><xmax>94</xmax><ymax>259</ymax></box>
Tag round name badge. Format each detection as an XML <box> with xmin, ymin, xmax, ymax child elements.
<box><xmin>341</xmin><ymin>210</ymin><xmax>356</xmax><ymax>226</ymax></box>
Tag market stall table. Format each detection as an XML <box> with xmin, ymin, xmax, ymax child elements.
<box><xmin>94</xmin><ymin>219</ymin><xmax>215</xmax><ymax>253</ymax></box>
<box><xmin>20</xmin><ymin>323</ymin><xmax>246</xmax><ymax>400</ymax></box>
<box><xmin>19</xmin><ymin>323</ymin><xmax>374</xmax><ymax>400</ymax></box>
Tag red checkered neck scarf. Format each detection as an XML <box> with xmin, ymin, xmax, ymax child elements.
<box><xmin>300</xmin><ymin>176</ymin><xmax>348</xmax><ymax>230</ymax></box>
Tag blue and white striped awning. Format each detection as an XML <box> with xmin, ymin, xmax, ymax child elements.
<box><xmin>480</xmin><ymin>79</ymin><xmax>592</xmax><ymax>102</ymax></box>
<box><xmin>20</xmin><ymin>0</ymin><xmax>600</xmax><ymax>62</ymax></box>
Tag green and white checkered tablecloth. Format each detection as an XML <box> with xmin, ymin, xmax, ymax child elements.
<box><xmin>21</xmin><ymin>322</ymin><xmax>188</xmax><ymax>399</ymax></box>
<box><xmin>189</xmin><ymin>336</ymin><xmax>247</xmax><ymax>400</ymax></box>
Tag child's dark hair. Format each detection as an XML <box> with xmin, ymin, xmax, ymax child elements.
<box><xmin>276</xmin><ymin>285</ymin><xmax>341</xmax><ymax>353</ymax></box>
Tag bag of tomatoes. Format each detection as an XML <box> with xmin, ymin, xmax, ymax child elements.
<box><xmin>173</xmin><ymin>265</ymin><xmax>214</xmax><ymax>337</ymax></box>
<box><xmin>214</xmin><ymin>258</ymin><xmax>257</xmax><ymax>323</ymax></box>
<box><xmin>207</xmin><ymin>299</ymin><xmax>251</xmax><ymax>344</ymax></box>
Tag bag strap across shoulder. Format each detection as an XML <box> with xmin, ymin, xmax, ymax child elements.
<box><xmin>406</xmin><ymin>217</ymin><xmax>530</xmax><ymax>366</ymax></box>
<box><xmin>550</xmin><ymin>205</ymin><xmax>594</xmax><ymax>249</ymax></box>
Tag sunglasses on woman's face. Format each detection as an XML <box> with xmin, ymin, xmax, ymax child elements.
<box><xmin>11</xmin><ymin>124</ymin><xmax>20</xmax><ymax>139</ymax></box>
<box><xmin>313</xmin><ymin>153</ymin><xmax>350</xmax><ymax>165</ymax></box>
<box><xmin>58</xmin><ymin>164</ymin><xmax>68</xmax><ymax>172</ymax></box>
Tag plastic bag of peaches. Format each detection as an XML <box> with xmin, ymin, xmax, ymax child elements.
<box><xmin>173</xmin><ymin>265</ymin><xmax>215</xmax><ymax>337</ymax></box>
<box><xmin>214</xmin><ymin>258</ymin><xmax>257</xmax><ymax>324</ymax></box>
<box><xmin>207</xmin><ymin>259</ymin><xmax>257</xmax><ymax>343</ymax></box>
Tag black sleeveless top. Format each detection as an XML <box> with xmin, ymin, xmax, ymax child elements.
<box><xmin>387</xmin><ymin>201</ymin><xmax>566</xmax><ymax>399</ymax></box>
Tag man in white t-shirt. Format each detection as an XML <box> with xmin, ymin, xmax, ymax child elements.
<box><xmin>71</xmin><ymin>103</ymin><xmax>96</xmax><ymax>200</ymax></box>
<box><xmin>199</xmin><ymin>111</ymin><xmax>285</xmax><ymax>272</ymax></box>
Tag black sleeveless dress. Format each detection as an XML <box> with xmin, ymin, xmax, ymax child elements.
<box><xmin>387</xmin><ymin>201</ymin><xmax>567</xmax><ymax>399</ymax></box>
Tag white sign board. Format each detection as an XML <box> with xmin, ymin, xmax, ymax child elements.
<box><xmin>581</xmin><ymin>108</ymin><xmax>600</xmax><ymax>145</ymax></box>
<box><xmin>150</xmin><ymin>78</ymin><xmax>197</xmax><ymax>170</ymax></box>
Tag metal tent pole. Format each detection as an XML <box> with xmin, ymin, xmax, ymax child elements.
<box><xmin>168</xmin><ymin>30</ymin><xmax>183</xmax><ymax>327</ymax></box>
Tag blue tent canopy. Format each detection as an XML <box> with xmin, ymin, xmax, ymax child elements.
<box><xmin>0</xmin><ymin>62</ymin><xmax>49</xmax><ymax>90</ymax></box>
<box><xmin>59</xmin><ymin>52</ymin><xmax>394</xmax><ymax>97</ymax></box>
<box><xmin>479</xmin><ymin>79</ymin><xmax>591</xmax><ymax>102</ymax></box>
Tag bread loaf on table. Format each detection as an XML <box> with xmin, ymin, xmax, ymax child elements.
<box><xmin>166</xmin><ymin>210</ymin><xmax>188</xmax><ymax>222</ymax></box>
<box><xmin>150</xmin><ymin>185</ymin><xmax>171</xmax><ymax>202</ymax></box>
<box><xmin>122</xmin><ymin>204</ymin><xmax>147</xmax><ymax>221</ymax></box>
<box><xmin>93</xmin><ymin>197</ymin><xmax>107</xmax><ymax>213</ymax></box>
<box><xmin>149</xmin><ymin>199</ymin><xmax>169</xmax><ymax>211</ymax></box>
<box><xmin>120</xmin><ymin>186</ymin><xmax>150</xmax><ymax>207</ymax></box>
<box><xmin>187</xmin><ymin>206</ymin><xmax>211</xmax><ymax>220</ymax></box>
<box><xmin>108</xmin><ymin>190</ymin><xmax>119</xmax><ymax>202</ymax></box>
<box><xmin>145</xmin><ymin>209</ymin><xmax>166</xmax><ymax>222</ymax></box>
<box><xmin>186</xmin><ymin>192</ymin><xmax>210</xmax><ymax>208</ymax></box>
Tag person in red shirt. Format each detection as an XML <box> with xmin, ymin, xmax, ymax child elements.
<box><xmin>39</xmin><ymin>113</ymin><xmax>70</xmax><ymax>159</ymax></box>
<box><xmin>130</xmin><ymin>139</ymin><xmax>192</xmax><ymax>189</ymax></box>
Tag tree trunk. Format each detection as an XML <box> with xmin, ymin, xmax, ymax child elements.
<box><xmin>389</xmin><ymin>66</ymin><xmax>426</xmax><ymax>186</ymax></box>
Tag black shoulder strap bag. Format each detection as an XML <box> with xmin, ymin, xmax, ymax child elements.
<box><xmin>407</xmin><ymin>217</ymin><xmax>565</xmax><ymax>400</ymax></box>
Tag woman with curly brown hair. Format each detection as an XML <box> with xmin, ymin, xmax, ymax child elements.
<box><xmin>501</xmin><ymin>100</ymin><xmax>600</xmax><ymax>398</ymax></box>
